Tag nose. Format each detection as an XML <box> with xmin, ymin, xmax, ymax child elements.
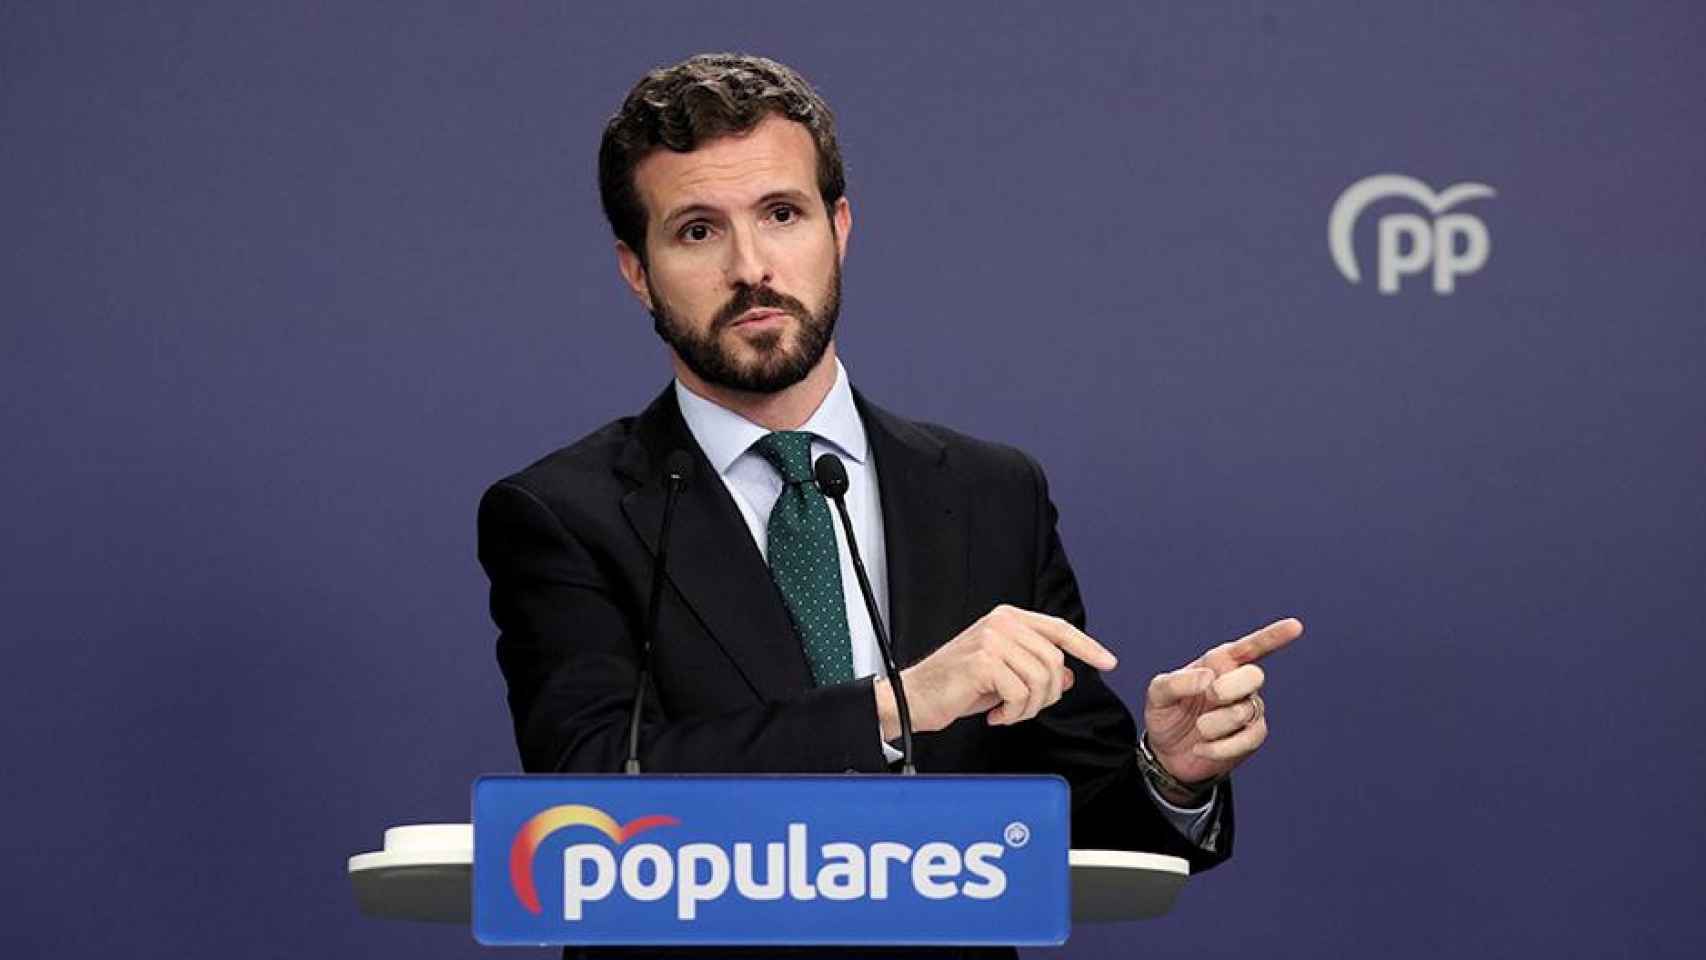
<box><xmin>724</xmin><ymin>224</ymin><xmax>771</xmax><ymax>289</ymax></box>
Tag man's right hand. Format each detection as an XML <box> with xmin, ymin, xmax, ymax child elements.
<box><xmin>873</xmin><ymin>605</ymin><xmax>1119</xmax><ymax>739</ymax></box>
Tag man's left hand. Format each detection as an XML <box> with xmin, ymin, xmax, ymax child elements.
<box><xmin>1143</xmin><ymin>617</ymin><xmax>1303</xmax><ymax>789</ymax></box>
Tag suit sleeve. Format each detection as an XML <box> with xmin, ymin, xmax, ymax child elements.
<box><xmin>1001</xmin><ymin>453</ymin><xmax>1234</xmax><ymax>873</ymax></box>
<box><xmin>479</xmin><ymin>479</ymin><xmax>890</xmax><ymax>776</ymax></box>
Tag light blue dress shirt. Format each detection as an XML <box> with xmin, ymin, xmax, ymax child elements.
<box><xmin>673</xmin><ymin>360</ymin><xmax>1215</xmax><ymax>843</ymax></box>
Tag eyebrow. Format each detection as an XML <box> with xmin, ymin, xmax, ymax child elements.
<box><xmin>659</xmin><ymin>189</ymin><xmax>817</xmax><ymax>228</ymax></box>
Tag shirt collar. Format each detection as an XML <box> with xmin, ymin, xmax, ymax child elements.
<box><xmin>674</xmin><ymin>358</ymin><xmax>869</xmax><ymax>477</ymax></box>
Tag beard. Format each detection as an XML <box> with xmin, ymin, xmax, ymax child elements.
<box><xmin>649</xmin><ymin>259</ymin><xmax>841</xmax><ymax>395</ymax></box>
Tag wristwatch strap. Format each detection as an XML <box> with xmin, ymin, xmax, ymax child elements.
<box><xmin>1136</xmin><ymin>732</ymin><xmax>1223</xmax><ymax>807</ymax></box>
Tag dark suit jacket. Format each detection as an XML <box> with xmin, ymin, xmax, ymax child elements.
<box><xmin>477</xmin><ymin>387</ymin><xmax>1233</xmax><ymax>956</ymax></box>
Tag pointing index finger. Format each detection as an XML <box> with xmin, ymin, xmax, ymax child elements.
<box><xmin>1012</xmin><ymin>609</ymin><xmax>1118</xmax><ymax>670</ymax></box>
<box><xmin>1225</xmin><ymin>617</ymin><xmax>1303</xmax><ymax>665</ymax></box>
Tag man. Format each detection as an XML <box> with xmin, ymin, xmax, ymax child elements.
<box><xmin>478</xmin><ymin>52</ymin><xmax>1299</xmax><ymax>956</ymax></box>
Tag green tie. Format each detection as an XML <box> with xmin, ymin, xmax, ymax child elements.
<box><xmin>752</xmin><ymin>431</ymin><xmax>855</xmax><ymax>687</ymax></box>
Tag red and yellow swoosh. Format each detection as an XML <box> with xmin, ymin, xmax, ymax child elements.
<box><xmin>509</xmin><ymin>804</ymin><xmax>680</xmax><ymax>914</ymax></box>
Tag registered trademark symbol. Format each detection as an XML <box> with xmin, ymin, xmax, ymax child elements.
<box><xmin>1003</xmin><ymin>822</ymin><xmax>1030</xmax><ymax>848</ymax></box>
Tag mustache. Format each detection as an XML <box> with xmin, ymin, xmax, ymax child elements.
<box><xmin>712</xmin><ymin>284</ymin><xmax>810</xmax><ymax>332</ymax></box>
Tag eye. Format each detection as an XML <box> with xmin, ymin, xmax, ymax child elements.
<box><xmin>679</xmin><ymin>221</ymin><xmax>714</xmax><ymax>243</ymax></box>
<box><xmin>770</xmin><ymin>204</ymin><xmax>799</xmax><ymax>224</ymax></box>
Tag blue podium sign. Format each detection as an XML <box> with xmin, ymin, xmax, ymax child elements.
<box><xmin>472</xmin><ymin>775</ymin><xmax>1070</xmax><ymax>947</ymax></box>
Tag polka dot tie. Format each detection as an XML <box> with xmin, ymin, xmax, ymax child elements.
<box><xmin>752</xmin><ymin>431</ymin><xmax>855</xmax><ymax>687</ymax></box>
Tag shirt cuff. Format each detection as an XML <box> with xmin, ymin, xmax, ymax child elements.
<box><xmin>1142</xmin><ymin>776</ymin><xmax>1218</xmax><ymax>845</ymax></box>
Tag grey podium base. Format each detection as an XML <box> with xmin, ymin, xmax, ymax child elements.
<box><xmin>350</xmin><ymin>824</ymin><xmax>1188</xmax><ymax>926</ymax></box>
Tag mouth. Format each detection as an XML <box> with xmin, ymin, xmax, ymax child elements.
<box><xmin>728</xmin><ymin>308</ymin><xmax>788</xmax><ymax>328</ymax></box>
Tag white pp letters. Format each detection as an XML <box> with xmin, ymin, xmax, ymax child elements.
<box><xmin>1329</xmin><ymin>173</ymin><xmax>1496</xmax><ymax>295</ymax></box>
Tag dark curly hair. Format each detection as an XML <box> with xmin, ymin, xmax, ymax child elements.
<box><xmin>598</xmin><ymin>53</ymin><xmax>846</xmax><ymax>264</ymax></box>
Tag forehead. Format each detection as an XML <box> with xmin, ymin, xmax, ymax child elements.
<box><xmin>632</xmin><ymin>113</ymin><xmax>819</xmax><ymax>222</ymax></box>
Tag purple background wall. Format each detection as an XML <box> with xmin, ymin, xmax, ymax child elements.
<box><xmin>4</xmin><ymin>2</ymin><xmax>1703</xmax><ymax>956</ymax></box>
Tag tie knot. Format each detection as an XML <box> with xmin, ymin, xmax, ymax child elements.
<box><xmin>753</xmin><ymin>431</ymin><xmax>816</xmax><ymax>485</ymax></box>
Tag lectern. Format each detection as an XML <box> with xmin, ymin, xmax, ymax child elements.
<box><xmin>349</xmin><ymin>775</ymin><xmax>1189</xmax><ymax>948</ymax></box>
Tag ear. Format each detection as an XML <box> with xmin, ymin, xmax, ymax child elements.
<box><xmin>615</xmin><ymin>241</ymin><xmax>653</xmax><ymax>310</ymax></box>
<box><xmin>831</xmin><ymin>196</ymin><xmax>852</xmax><ymax>264</ymax></box>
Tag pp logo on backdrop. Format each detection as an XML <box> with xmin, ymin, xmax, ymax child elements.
<box><xmin>1328</xmin><ymin>174</ymin><xmax>1495</xmax><ymax>294</ymax></box>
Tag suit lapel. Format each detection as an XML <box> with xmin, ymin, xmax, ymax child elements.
<box><xmin>856</xmin><ymin>392</ymin><xmax>971</xmax><ymax>668</ymax></box>
<box><xmin>618</xmin><ymin>389</ymin><xmax>814</xmax><ymax>701</ymax></box>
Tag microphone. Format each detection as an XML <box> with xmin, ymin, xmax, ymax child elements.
<box><xmin>625</xmin><ymin>449</ymin><xmax>694</xmax><ymax>774</ymax></box>
<box><xmin>814</xmin><ymin>452</ymin><xmax>916</xmax><ymax>775</ymax></box>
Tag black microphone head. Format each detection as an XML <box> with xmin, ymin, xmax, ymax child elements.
<box><xmin>664</xmin><ymin>449</ymin><xmax>695</xmax><ymax>487</ymax></box>
<box><xmin>813</xmin><ymin>452</ymin><xmax>850</xmax><ymax>500</ymax></box>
